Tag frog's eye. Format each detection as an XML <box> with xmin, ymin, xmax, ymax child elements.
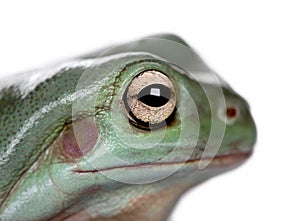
<box><xmin>123</xmin><ymin>70</ymin><xmax>176</xmax><ymax>130</ymax></box>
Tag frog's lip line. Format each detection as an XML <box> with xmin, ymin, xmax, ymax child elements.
<box><xmin>73</xmin><ymin>151</ymin><xmax>252</xmax><ymax>174</ymax></box>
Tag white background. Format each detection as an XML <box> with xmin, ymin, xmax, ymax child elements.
<box><xmin>0</xmin><ymin>1</ymin><xmax>299</xmax><ymax>220</ymax></box>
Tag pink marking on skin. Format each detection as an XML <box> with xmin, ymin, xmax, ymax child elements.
<box><xmin>62</xmin><ymin>117</ymin><xmax>98</xmax><ymax>159</ymax></box>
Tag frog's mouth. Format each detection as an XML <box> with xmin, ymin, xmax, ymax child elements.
<box><xmin>73</xmin><ymin>150</ymin><xmax>252</xmax><ymax>174</ymax></box>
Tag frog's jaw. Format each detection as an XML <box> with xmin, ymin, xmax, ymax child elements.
<box><xmin>0</xmin><ymin>145</ymin><xmax>252</xmax><ymax>221</ymax></box>
<box><xmin>46</xmin><ymin>152</ymin><xmax>251</xmax><ymax>221</ymax></box>
<box><xmin>73</xmin><ymin>149</ymin><xmax>251</xmax><ymax>181</ymax></box>
<box><xmin>60</xmin><ymin>152</ymin><xmax>251</xmax><ymax>221</ymax></box>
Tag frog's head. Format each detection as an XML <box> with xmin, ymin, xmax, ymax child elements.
<box><xmin>77</xmin><ymin>54</ymin><xmax>256</xmax><ymax>185</ymax></box>
<box><xmin>0</xmin><ymin>37</ymin><xmax>256</xmax><ymax>220</ymax></box>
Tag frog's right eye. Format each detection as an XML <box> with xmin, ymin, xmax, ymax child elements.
<box><xmin>123</xmin><ymin>70</ymin><xmax>176</xmax><ymax>130</ymax></box>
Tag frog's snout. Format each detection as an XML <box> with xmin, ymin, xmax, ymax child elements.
<box><xmin>217</xmin><ymin>94</ymin><xmax>257</xmax><ymax>157</ymax></box>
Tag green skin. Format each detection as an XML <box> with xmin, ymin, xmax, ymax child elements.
<box><xmin>0</xmin><ymin>35</ymin><xmax>256</xmax><ymax>221</ymax></box>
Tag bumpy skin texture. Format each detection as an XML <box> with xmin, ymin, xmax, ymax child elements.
<box><xmin>0</xmin><ymin>35</ymin><xmax>256</xmax><ymax>221</ymax></box>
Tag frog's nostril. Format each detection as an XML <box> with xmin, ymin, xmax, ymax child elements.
<box><xmin>226</xmin><ymin>106</ymin><xmax>238</xmax><ymax>119</ymax></box>
<box><xmin>217</xmin><ymin>104</ymin><xmax>240</xmax><ymax>125</ymax></box>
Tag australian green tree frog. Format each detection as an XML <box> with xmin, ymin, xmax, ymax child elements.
<box><xmin>0</xmin><ymin>34</ymin><xmax>256</xmax><ymax>221</ymax></box>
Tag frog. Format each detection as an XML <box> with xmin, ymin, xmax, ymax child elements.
<box><xmin>0</xmin><ymin>34</ymin><xmax>256</xmax><ymax>221</ymax></box>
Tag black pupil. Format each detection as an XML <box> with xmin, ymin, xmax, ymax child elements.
<box><xmin>137</xmin><ymin>84</ymin><xmax>171</xmax><ymax>107</ymax></box>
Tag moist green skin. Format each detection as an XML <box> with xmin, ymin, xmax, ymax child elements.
<box><xmin>0</xmin><ymin>35</ymin><xmax>256</xmax><ymax>221</ymax></box>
